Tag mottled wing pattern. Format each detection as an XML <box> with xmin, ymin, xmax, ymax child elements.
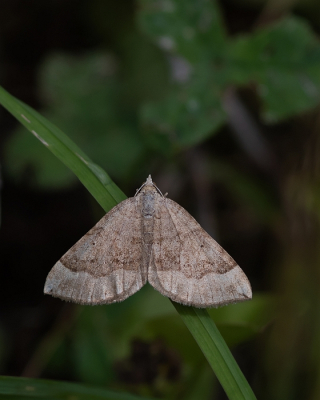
<box><xmin>148</xmin><ymin>198</ymin><xmax>252</xmax><ymax>308</ymax></box>
<box><xmin>44</xmin><ymin>198</ymin><xmax>146</xmax><ymax>305</ymax></box>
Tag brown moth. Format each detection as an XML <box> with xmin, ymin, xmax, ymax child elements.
<box><xmin>44</xmin><ymin>176</ymin><xmax>252</xmax><ymax>308</ymax></box>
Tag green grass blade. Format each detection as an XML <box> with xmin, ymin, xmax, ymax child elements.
<box><xmin>173</xmin><ymin>303</ymin><xmax>257</xmax><ymax>400</ymax></box>
<box><xmin>0</xmin><ymin>86</ymin><xmax>256</xmax><ymax>400</ymax></box>
<box><xmin>0</xmin><ymin>85</ymin><xmax>126</xmax><ymax>212</ymax></box>
<box><xmin>0</xmin><ymin>376</ymin><xmax>155</xmax><ymax>400</ymax></box>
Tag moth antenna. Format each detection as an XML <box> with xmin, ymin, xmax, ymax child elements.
<box><xmin>135</xmin><ymin>175</ymin><xmax>155</xmax><ymax>196</ymax></box>
<box><xmin>152</xmin><ymin>181</ymin><xmax>164</xmax><ymax>197</ymax></box>
<box><xmin>134</xmin><ymin>175</ymin><xmax>164</xmax><ymax>197</ymax></box>
<box><xmin>135</xmin><ymin>183</ymin><xmax>145</xmax><ymax>196</ymax></box>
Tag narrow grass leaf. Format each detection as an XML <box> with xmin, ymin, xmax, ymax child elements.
<box><xmin>0</xmin><ymin>86</ymin><xmax>256</xmax><ymax>400</ymax></box>
<box><xmin>173</xmin><ymin>303</ymin><xmax>257</xmax><ymax>400</ymax></box>
<box><xmin>0</xmin><ymin>85</ymin><xmax>126</xmax><ymax>212</ymax></box>
<box><xmin>0</xmin><ymin>376</ymin><xmax>154</xmax><ymax>400</ymax></box>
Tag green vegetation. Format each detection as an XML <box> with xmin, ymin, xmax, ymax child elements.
<box><xmin>1</xmin><ymin>0</ymin><xmax>320</xmax><ymax>399</ymax></box>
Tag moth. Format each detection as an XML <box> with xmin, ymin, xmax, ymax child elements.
<box><xmin>44</xmin><ymin>176</ymin><xmax>252</xmax><ymax>308</ymax></box>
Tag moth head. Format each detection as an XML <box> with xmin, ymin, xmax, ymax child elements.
<box><xmin>135</xmin><ymin>175</ymin><xmax>163</xmax><ymax>197</ymax></box>
<box><xmin>146</xmin><ymin>175</ymin><xmax>153</xmax><ymax>185</ymax></box>
<box><xmin>141</xmin><ymin>175</ymin><xmax>157</xmax><ymax>194</ymax></box>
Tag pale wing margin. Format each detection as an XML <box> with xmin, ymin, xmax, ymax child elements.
<box><xmin>149</xmin><ymin>198</ymin><xmax>252</xmax><ymax>308</ymax></box>
<box><xmin>44</xmin><ymin>198</ymin><xmax>146</xmax><ymax>305</ymax></box>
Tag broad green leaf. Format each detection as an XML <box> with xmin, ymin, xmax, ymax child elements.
<box><xmin>138</xmin><ymin>0</ymin><xmax>226</xmax><ymax>63</ymax></box>
<box><xmin>5</xmin><ymin>129</ymin><xmax>76</xmax><ymax>188</ymax></box>
<box><xmin>229</xmin><ymin>17</ymin><xmax>320</xmax><ymax>121</ymax></box>
<box><xmin>138</xmin><ymin>0</ymin><xmax>320</xmax><ymax>146</ymax></box>
<box><xmin>0</xmin><ymin>85</ymin><xmax>126</xmax><ymax>211</ymax></box>
<box><xmin>4</xmin><ymin>52</ymin><xmax>147</xmax><ymax>189</ymax></box>
<box><xmin>140</xmin><ymin>79</ymin><xmax>226</xmax><ymax>147</ymax></box>
<box><xmin>0</xmin><ymin>375</ymin><xmax>154</xmax><ymax>400</ymax></box>
<box><xmin>138</xmin><ymin>0</ymin><xmax>227</xmax><ymax>146</ymax></box>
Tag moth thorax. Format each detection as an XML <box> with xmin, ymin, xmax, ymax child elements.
<box><xmin>141</xmin><ymin>192</ymin><xmax>156</xmax><ymax>217</ymax></box>
<box><xmin>140</xmin><ymin>192</ymin><xmax>154</xmax><ymax>245</ymax></box>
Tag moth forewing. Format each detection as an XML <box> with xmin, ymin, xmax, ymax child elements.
<box><xmin>44</xmin><ymin>175</ymin><xmax>252</xmax><ymax>307</ymax></box>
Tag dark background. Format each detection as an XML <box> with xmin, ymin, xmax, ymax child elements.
<box><xmin>1</xmin><ymin>1</ymin><xmax>320</xmax><ymax>399</ymax></box>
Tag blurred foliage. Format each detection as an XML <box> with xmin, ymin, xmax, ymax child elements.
<box><xmin>5</xmin><ymin>0</ymin><xmax>320</xmax><ymax>188</ymax></box>
<box><xmin>228</xmin><ymin>18</ymin><xmax>320</xmax><ymax>121</ymax></box>
<box><xmin>4</xmin><ymin>52</ymin><xmax>154</xmax><ymax>189</ymax></box>
<box><xmin>139</xmin><ymin>1</ymin><xmax>320</xmax><ymax>140</ymax></box>
<box><xmin>2</xmin><ymin>0</ymin><xmax>320</xmax><ymax>399</ymax></box>
<box><xmin>1</xmin><ymin>82</ymin><xmax>268</xmax><ymax>398</ymax></box>
<box><xmin>25</xmin><ymin>288</ymin><xmax>272</xmax><ymax>399</ymax></box>
<box><xmin>0</xmin><ymin>85</ymin><xmax>127</xmax><ymax>210</ymax></box>
<box><xmin>208</xmin><ymin>158</ymin><xmax>279</xmax><ymax>225</ymax></box>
